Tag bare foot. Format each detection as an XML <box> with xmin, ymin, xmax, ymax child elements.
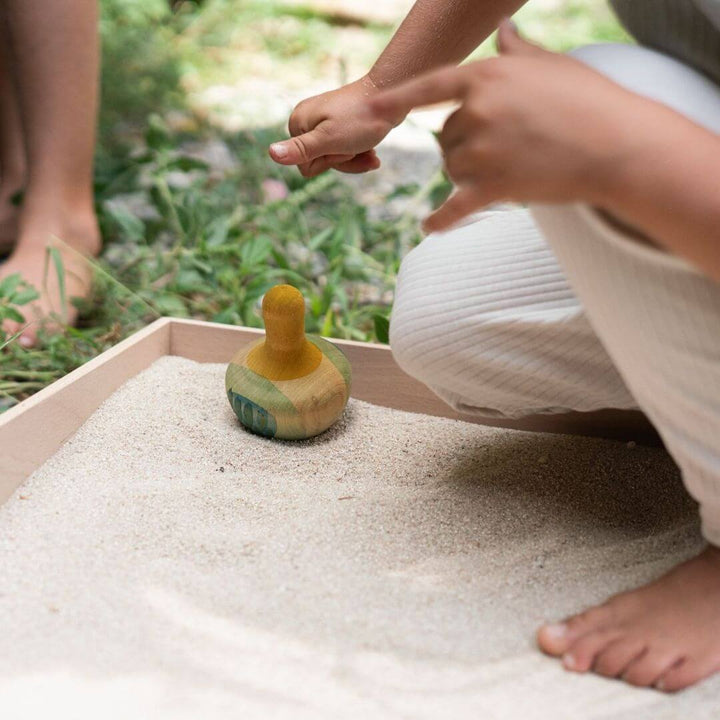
<box><xmin>0</xmin><ymin>212</ymin><xmax>100</xmax><ymax>346</ymax></box>
<box><xmin>537</xmin><ymin>546</ymin><xmax>720</xmax><ymax>692</ymax></box>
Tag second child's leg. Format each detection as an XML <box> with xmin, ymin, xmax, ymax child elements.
<box><xmin>0</xmin><ymin>0</ymin><xmax>100</xmax><ymax>345</ymax></box>
<box><xmin>0</xmin><ymin>10</ymin><xmax>25</xmax><ymax>253</ymax></box>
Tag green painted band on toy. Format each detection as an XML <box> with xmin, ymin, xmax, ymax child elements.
<box><xmin>308</xmin><ymin>335</ymin><xmax>352</xmax><ymax>390</ymax></box>
<box><xmin>226</xmin><ymin>362</ymin><xmax>306</xmax><ymax>437</ymax></box>
<box><xmin>227</xmin><ymin>389</ymin><xmax>278</xmax><ymax>438</ymax></box>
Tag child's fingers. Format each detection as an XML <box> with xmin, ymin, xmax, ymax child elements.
<box><xmin>367</xmin><ymin>66</ymin><xmax>470</xmax><ymax>122</ymax></box>
<box><xmin>421</xmin><ymin>186</ymin><xmax>489</xmax><ymax>234</ymax></box>
<box><xmin>333</xmin><ymin>150</ymin><xmax>381</xmax><ymax>174</ymax></box>
<box><xmin>439</xmin><ymin>108</ymin><xmax>473</xmax><ymax>154</ymax></box>
<box><xmin>299</xmin><ymin>153</ymin><xmax>355</xmax><ymax>177</ymax></box>
<box><xmin>299</xmin><ymin>151</ymin><xmax>380</xmax><ymax>178</ymax></box>
<box><xmin>497</xmin><ymin>17</ymin><xmax>547</xmax><ymax>57</ymax></box>
<box><xmin>269</xmin><ymin>124</ymin><xmax>344</xmax><ymax>165</ymax></box>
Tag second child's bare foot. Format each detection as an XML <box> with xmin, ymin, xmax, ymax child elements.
<box><xmin>537</xmin><ymin>545</ymin><xmax>720</xmax><ymax>692</ymax></box>
<box><xmin>0</xmin><ymin>211</ymin><xmax>100</xmax><ymax>346</ymax></box>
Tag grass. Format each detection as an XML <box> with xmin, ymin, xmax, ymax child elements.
<box><xmin>0</xmin><ymin>0</ymin><xmax>626</xmax><ymax>412</ymax></box>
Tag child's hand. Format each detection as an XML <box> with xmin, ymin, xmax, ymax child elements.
<box><xmin>269</xmin><ymin>76</ymin><xmax>404</xmax><ymax>178</ymax></box>
<box><xmin>368</xmin><ymin>20</ymin><xmax>650</xmax><ymax>233</ymax></box>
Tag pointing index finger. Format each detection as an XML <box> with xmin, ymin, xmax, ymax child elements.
<box><xmin>367</xmin><ymin>65</ymin><xmax>471</xmax><ymax>120</ymax></box>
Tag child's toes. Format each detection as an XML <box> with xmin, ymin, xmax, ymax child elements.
<box><xmin>622</xmin><ymin>647</ymin><xmax>681</xmax><ymax>687</ymax></box>
<box><xmin>593</xmin><ymin>638</ymin><xmax>647</xmax><ymax>678</ymax></box>
<box><xmin>561</xmin><ymin>630</ymin><xmax>620</xmax><ymax>673</ymax></box>
<box><xmin>536</xmin><ymin>623</ymin><xmax>571</xmax><ymax>655</ymax></box>
<box><xmin>656</xmin><ymin>657</ymin><xmax>720</xmax><ymax>693</ymax></box>
<box><xmin>2</xmin><ymin>319</ymin><xmax>21</xmax><ymax>342</ymax></box>
<box><xmin>538</xmin><ymin>605</ymin><xmax>613</xmax><ymax>656</ymax></box>
<box><xmin>2</xmin><ymin>320</ymin><xmax>35</xmax><ymax>348</ymax></box>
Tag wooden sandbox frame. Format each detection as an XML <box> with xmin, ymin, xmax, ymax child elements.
<box><xmin>0</xmin><ymin>317</ymin><xmax>659</xmax><ymax>505</ymax></box>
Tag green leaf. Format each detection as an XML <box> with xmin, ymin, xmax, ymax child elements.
<box><xmin>206</xmin><ymin>219</ymin><xmax>230</xmax><ymax>247</ymax></box>
<box><xmin>321</xmin><ymin>307</ymin><xmax>333</xmax><ymax>337</ymax></box>
<box><xmin>270</xmin><ymin>247</ymin><xmax>290</xmax><ymax>269</ymax></box>
<box><xmin>173</xmin><ymin>269</ymin><xmax>205</xmax><ymax>293</ymax></box>
<box><xmin>190</xmin><ymin>258</ymin><xmax>213</xmax><ymax>274</ymax></box>
<box><xmin>11</xmin><ymin>288</ymin><xmax>40</xmax><ymax>306</ymax></box>
<box><xmin>373</xmin><ymin>313</ymin><xmax>390</xmax><ymax>344</ymax></box>
<box><xmin>153</xmin><ymin>294</ymin><xmax>189</xmax><ymax>317</ymax></box>
<box><xmin>240</xmin><ymin>235</ymin><xmax>273</xmax><ymax>267</ymax></box>
<box><xmin>213</xmin><ymin>307</ymin><xmax>241</xmax><ymax>325</ymax></box>
<box><xmin>64</xmin><ymin>325</ymin><xmax>100</xmax><ymax>350</ymax></box>
<box><xmin>263</xmin><ymin>267</ymin><xmax>306</xmax><ymax>284</ymax></box>
<box><xmin>0</xmin><ymin>325</ymin><xmax>26</xmax><ymax>351</ymax></box>
<box><xmin>47</xmin><ymin>247</ymin><xmax>67</xmax><ymax>321</ymax></box>
<box><xmin>307</xmin><ymin>227</ymin><xmax>333</xmax><ymax>251</ymax></box>
<box><xmin>387</xmin><ymin>183</ymin><xmax>420</xmax><ymax>199</ymax></box>
<box><xmin>3</xmin><ymin>307</ymin><xmax>25</xmax><ymax>324</ymax></box>
<box><xmin>166</xmin><ymin>156</ymin><xmax>210</xmax><ymax>172</ymax></box>
<box><xmin>105</xmin><ymin>205</ymin><xmax>146</xmax><ymax>242</ymax></box>
<box><xmin>0</xmin><ymin>273</ymin><xmax>22</xmax><ymax>298</ymax></box>
<box><xmin>145</xmin><ymin>113</ymin><xmax>171</xmax><ymax>151</ymax></box>
<box><xmin>429</xmin><ymin>174</ymin><xmax>453</xmax><ymax>210</ymax></box>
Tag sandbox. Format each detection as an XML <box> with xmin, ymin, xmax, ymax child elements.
<box><xmin>0</xmin><ymin>319</ymin><xmax>717</xmax><ymax>718</ymax></box>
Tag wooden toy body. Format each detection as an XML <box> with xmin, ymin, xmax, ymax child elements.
<box><xmin>226</xmin><ymin>334</ymin><xmax>351</xmax><ymax>440</ymax></box>
<box><xmin>226</xmin><ymin>285</ymin><xmax>352</xmax><ymax>440</ymax></box>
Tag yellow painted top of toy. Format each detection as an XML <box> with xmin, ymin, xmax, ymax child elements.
<box><xmin>247</xmin><ymin>284</ymin><xmax>322</xmax><ymax>380</ymax></box>
<box><xmin>225</xmin><ymin>285</ymin><xmax>352</xmax><ymax>440</ymax></box>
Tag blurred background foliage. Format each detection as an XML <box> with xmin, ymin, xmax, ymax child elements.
<box><xmin>0</xmin><ymin>0</ymin><xmax>627</xmax><ymax>410</ymax></box>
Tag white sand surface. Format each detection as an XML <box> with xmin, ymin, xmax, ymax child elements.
<box><xmin>0</xmin><ymin>356</ymin><xmax>717</xmax><ymax>719</ymax></box>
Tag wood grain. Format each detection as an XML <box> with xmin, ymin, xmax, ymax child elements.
<box><xmin>225</xmin><ymin>287</ymin><xmax>351</xmax><ymax>440</ymax></box>
<box><xmin>227</xmin><ymin>335</ymin><xmax>351</xmax><ymax>440</ymax></box>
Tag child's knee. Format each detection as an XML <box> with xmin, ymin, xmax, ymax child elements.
<box><xmin>389</xmin><ymin>232</ymin><xmax>523</xmax><ymax>389</ymax></box>
<box><xmin>570</xmin><ymin>43</ymin><xmax>720</xmax><ymax>136</ymax></box>
<box><xmin>389</xmin><ymin>239</ymin><xmax>453</xmax><ymax>381</ymax></box>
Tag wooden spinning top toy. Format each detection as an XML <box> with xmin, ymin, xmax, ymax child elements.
<box><xmin>225</xmin><ymin>284</ymin><xmax>352</xmax><ymax>440</ymax></box>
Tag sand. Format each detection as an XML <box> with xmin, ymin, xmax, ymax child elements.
<box><xmin>0</xmin><ymin>356</ymin><xmax>717</xmax><ymax>719</ymax></box>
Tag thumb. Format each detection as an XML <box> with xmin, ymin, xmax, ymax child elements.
<box><xmin>269</xmin><ymin>127</ymin><xmax>332</xmax><ymax>165</ymax></box>
<box><xmin>496</xmin><ymin>17</ymin><xmax>545</xmax><ymax>56</ymax></box>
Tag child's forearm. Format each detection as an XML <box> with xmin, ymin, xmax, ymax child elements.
<box><xmin>368</xmin><ymin>0</ymin><xmax>526</xmax><ymax>88</ymax></box>
<box><xmin>599</xmin><ymin>110</ymin><xmax>720</xmax><ymax>281</ymax></box>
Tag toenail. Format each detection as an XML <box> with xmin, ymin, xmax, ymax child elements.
<box><xmin>19</xmin><ymin>336</ymin><xmax>32</xmax><ymax>348</ymax></box>
<box><xmin>544</xmin><ymin>623</ymin><xmax>568</xmax><ymax>639</ymax></box>
<box><xmin>655</xmin><ymin>679</ymin><xmax>666</xmax><ymax>691</ymax></box>
<box><xmin>562</xmin><ymin>653</ymin><xmax>576</xmax><ymax>670</ymax></box>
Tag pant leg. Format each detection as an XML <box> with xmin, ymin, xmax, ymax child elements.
<box><xmin>531</xmin><ymin>43</ymin><xmax>720</xmax><ymax>544</ymax></box>
<box><xmin>389</xmin><ymin>207</ymin><xmax>637</xmax><ymax>419</ymax></box>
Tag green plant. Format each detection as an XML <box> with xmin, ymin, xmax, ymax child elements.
<box><xmin>0</xmin><ymin>274</ymin><xmax>38</xmax><ymax>336</ymax></box>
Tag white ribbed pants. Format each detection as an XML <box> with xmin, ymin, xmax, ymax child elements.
<box><xmin>390</xmin><ymin>44</ymin><xmax>720</xmax><ymax>544</ymax></box>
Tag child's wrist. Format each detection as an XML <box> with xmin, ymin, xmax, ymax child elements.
<box><xmin>361</xmin><ymin>72</ymin><xmax>381</xmax><ymax>92</ymax></box>
<box><xmin>362</xmin><ymin>72</ymin><xmax>407</xmax><ymax>127</ymax></box>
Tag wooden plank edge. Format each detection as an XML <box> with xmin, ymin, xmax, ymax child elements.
<box><xmin>168</xmin><ymin>318</ymin><xmax>660</xmax><ymax>445</ymax></box>
<box><xmin>0</xmin><ymin>317</ymin><xmax>172</xmax><ymax>499</ymax></box>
